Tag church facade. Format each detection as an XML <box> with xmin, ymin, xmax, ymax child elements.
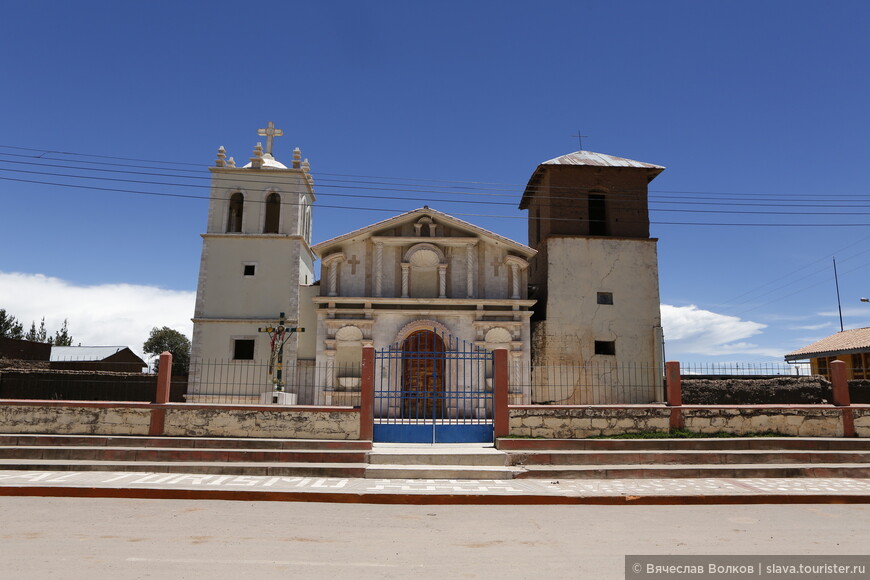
<box><xmin>189</xmin><ymin>125</ymin><xmax>665</xmax><ymax>407</ymax></box>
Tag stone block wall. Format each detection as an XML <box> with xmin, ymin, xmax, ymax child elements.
<box><xmin>509</xmin><ymin>407</ymin><xmax>671</xmax><ymax>438</ymax></box>
<box><xmin>854</xmin><ymin>408</ymin><xmax>870</xmax><ymax>437</ymax></box>
<box><xmin>682</xmin><ymin>407</ymin><xmax>843</xmax><ymax>437</ymax></box>
<box><xmin>162</xmin><ymin>406</ymin><xmax>360</xmax><ymax>439</ymax></box>
<box><xmin>0</xmin><ymin>402</ymin><xmax>152</xmax><ymax>435</ymax></box>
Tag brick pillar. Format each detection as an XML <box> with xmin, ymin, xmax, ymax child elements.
<box><xmin>155</xmin><ymin>352</ymin><xmax>172</xmax><ymax>404</ymax></box>
<box><xmin>830</xmin><ymin>360</ymin><xmax>855</xmax><ymax>437</ymax></box>
<box><xmin>359</xmin><ymin>345</ymin><xmax>374</xmax><ymax>441</ymax></box>
<box><xmin>149</xmin><ymin>351</ymin><xmax>172</xmax><ymax>436</ymax></box>
<box><xmin>665</xmin><ymin>361</ymin><xmax>684</xmax><ymax>430</ymax></box>
<box><xmin>493</xmin><ymin>348</ymin><xmax>509</xmax><ymax>439</ymax></box>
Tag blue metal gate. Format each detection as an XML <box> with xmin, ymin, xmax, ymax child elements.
<box><xmin>373</xmin><ymin>329</ymin><xmax>493</xmax><ymax>443</ymax></box>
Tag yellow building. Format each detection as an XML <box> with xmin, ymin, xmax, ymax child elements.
<box><xmin>785</xmin><ymin>327</ymin><xmax>870</xmax><ymax>379</ymax></box>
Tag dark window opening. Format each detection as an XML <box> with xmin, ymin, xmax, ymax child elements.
<box><xmin>597</xmin><ymin>292</ymin><xmax>613</xmax><ymax>305</ymax></box>
<box><xmin>243</xmin><ymin>264</ymin><xmax>256</xmax><ymax>276</ymax></box>
<box><xmin>233</xmin><ymin>339</ymin><xmax>255</xmax><ymax>360</ymax></box>
<box><xmin>594</xmin><ymin>340</ymin><xmax>616</xmax><ymax>356</ymax></box>
<box><xmin>264</xmin><ymin>192</ymin><xmax>280</xmax><ymax>233</ymax></box>
<box><xmin>589</xmin><ymin>193</ymin><xmax>607</xmax><ymax>235</ymax></box>
<box><xmin>227</xmin><ymin>192</ymin><xmax>244</xmax><ymax>233</ymax></box>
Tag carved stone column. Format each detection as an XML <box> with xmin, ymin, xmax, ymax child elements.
<box><xmin>465</xmin><ymin>245</ymin><xmax>474</xmax><ymax>298</ymax></box>
<box><xmin>401</xmin><ymin>263</ymin><xmax>410</xmax><ymax>298</ymax></box>
<box><xmin>322</xmin><ymin>253</ymin><xmax>346</xmax><ymax>297</ymax></box>
<box><xmin>510</xmin><ymin>263</ymin><xmax>520</xmax><ymax>299</ymax></box>
<box><xmin>438</xmin><ymin>263</ymin><xmax>448</xmax><ymax>298</ymax></box>
<box><xmin>325</xmin><ymin>350</ymin><xmax>336</xmax><ymax>390</ymax></box>
<box><xmin>374</xmin><ymin>242</ymin><xmax>384</xmax><ymax>297</ymax></box>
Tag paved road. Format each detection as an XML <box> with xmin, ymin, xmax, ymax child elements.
<box><xmin>1</xmin><ymin>497</ymin><xmax>868</xmax><ymax>579</ymax></box>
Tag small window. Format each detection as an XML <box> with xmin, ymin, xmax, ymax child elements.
<box><xmin>597</xmin><ymin>292</ymin><xmax>613</xmax><ymax>305</ymax></box>
<box><xmin>594</xmin><ymin>340</ymin><xmax>615</xmax><ymax>356</ymax></box>
<box><xmin>233</xmin><ymin>339</ymin><xmax>255</xmax><ymax>360</ymax></box>
<box><xmin>243</xmin><ymin>264</ymin><xmax>256</xmax><ymax>276</ymax></box>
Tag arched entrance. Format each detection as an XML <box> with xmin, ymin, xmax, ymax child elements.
<box><xmin>402</xmin><ymin>330</ymin><xmax>445</xmax><ymax>418</ymax></box>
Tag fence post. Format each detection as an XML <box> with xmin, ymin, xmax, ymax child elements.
<box><xmin>149</xmin><ymin>351</ymin><xmax>172</xmax><ymax>436</ymax></box>
<box><xmin>155</xmin><ymin>351</ymin><xmax>172</xmax><ymax>404</ymax></box>
<box><xmin>493</xmin><ymin>348</ymin><xmax>509</xmax><ymax>440</ymax></box>
<box><xmin>359</xmin><ymin>345</ymin><xmax>374</xmax><ymax>442</ymax></box>
<box><xmin>665</xmin><ymin>361</ymin><xmax>684</xmax><ymax>431</ymax></box>
<box><xmin>830</xmin><ymin>360</ymin><xmax>855</xmax><ymax>437</ymax></box>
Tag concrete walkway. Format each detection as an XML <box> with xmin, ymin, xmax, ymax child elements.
<box><xmin>2</xmin><ymin>470</ymin><xmax>870</xmax><ymax>505</ymax></box>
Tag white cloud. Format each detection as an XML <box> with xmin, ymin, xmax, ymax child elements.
<box><xmin>660</xmin><ymin>304</ymin><xmax>777</xmax><ymax>358</ymax></box>
<box><xmin>789</xmin><ymin>322</ymin><xmax>834</xmax><ymax>331</ymax></box>
<box><xmin>0</xmin><ymin>272</ymin><xmax>195</xmax><ymax>360</ymax></box>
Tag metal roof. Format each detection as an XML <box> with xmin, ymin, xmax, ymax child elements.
<box><xmin>540</xmin><ymin>150</ymin><xmax>665</xmax><ymax>170</ymax></box>
<box><xmin>784</xmin><ymin>327</ymin><xmax>870</xmax><ymax>361</ymax></box>
<box><xmin>50</xmin><ymin>346</ymin><xmax>133</xmax><ymax>362</ymax></box>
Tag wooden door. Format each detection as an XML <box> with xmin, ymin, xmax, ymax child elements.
<box><xmin>402</xmin><ymin>330</ymin><xmax>445</xmax><ymax>418</ymax></box>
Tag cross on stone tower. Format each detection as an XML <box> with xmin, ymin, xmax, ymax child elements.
<box><xmin>257</xmin><ymin>121</ymin><xmax>284</xmax><ymax>156</ymax></box>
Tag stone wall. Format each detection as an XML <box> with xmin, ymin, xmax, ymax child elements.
<box><xmin>854</xmin><ymin>408</ymin><xmax>870</xmax><ymax>437</ymax></box>
<box><xmin>162</xmin><ymin>406</ymin><xmax>360</xmax><ymax>439</ymax></box>
<box><xmin>682</xmin><ymin>407</ymin><xmax>843</xmax><ymax>437</ymax></box>
<box><xmin>0</xmin><ymin>402</ymin><xmax>152</xmax><ymax>435</ymax></box>
<box><xmin>0</xmin><ymin>401</ymin><xmax>361</xmax><ymax>439</ymax></box>
<box><xmin>509</xmin><ymin>405</ymin><xmax>863</xmax><ymax>438</ymax></box>
<box><xmin>509</xmin><ymin>407</ymin><xmax>671</xmax><ymax>438</ymax></box>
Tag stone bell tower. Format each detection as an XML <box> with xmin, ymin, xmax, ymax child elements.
<box><xmin>189</xmin><ymin>123</ymin><xmax>317</xmax><ymax>402</ymax></box>
<box><xmin>520</xmin><ymin>150</ymin><xmax>665</xmax><ymax>403</ymax></box>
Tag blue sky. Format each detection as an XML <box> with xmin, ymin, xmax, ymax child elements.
<box><xmin>1</xmin><ymin>1</ymin><xmax>868</xmax><ymax>363</ymax></box>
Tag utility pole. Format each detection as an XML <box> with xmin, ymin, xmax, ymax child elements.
<box><xmin>258</xmin><ymin>312</ymin><xmax>304</xmax><ymax>391</ymax></box>
<box><xmin>833</xmin><ymin>258</ymin><xmax>844</xmax><ymax>332</ymax></box>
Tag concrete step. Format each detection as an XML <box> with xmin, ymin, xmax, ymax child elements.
<box><xmin>0</xmin><ymin>446</ymin><xmax>368</xmax><ymax>464</ymax></box>
<box><xmin>368</xmin><ymin>452</ymin><xmax>507</xmax><ymax>467</ymax></box>
<box><xmin>497</xmin><ymin>437</ymin><xmax>870</xmax><ymax>452</ymax></box>
<box><xmin>0</xmin><ymin>459</ymin><xmax>367</xmax><ymax>478</ymax></box>
<box><xmin>0</xmin><ymin>434</ymin><xmax>371</xmax><ymax>451</ymax></box>
<box><xmin>365</xmin><ymin>464</ymin><xmax>520</xmax><ymax>480</ymax></box>
<box><xmin>508</xmin><ymin>450</ymin><xmax>870</xmax><ymax>466</ymax></box>
<box><xmin>514</xmin><ymin>463</ymin><xmax>870</xmax><ymax>479</ymax></box>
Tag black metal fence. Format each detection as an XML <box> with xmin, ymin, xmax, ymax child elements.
<box><xmin>518</xmin><ymin>361</ymin><xmax>665</xmax><ymax>405</ymax></box>
<box><xmin>0</xmin><ymin>366</ymin><xmax>165</xmax><ymax>402</ymax></box>
<box><xmin>186</xmin><ymin>359</ymin><xmax>362</xmax><ymax>406</ymax></box>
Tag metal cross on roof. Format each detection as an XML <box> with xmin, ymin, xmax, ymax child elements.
<box><xmin>573</xmin><ymin>130</ymin><xmax>589</xmax><ymax>150</ymax></box>
<box><xmin>257</xmin><ymin>121</ymin><xmax>284</xmax><ymax>156</ymax></box>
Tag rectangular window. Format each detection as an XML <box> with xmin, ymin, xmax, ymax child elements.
<box><xmin>233</xmin><ymin>339</ymin><xmax>255</xmax><ymax>360</ymax></box>
<box><xmin>597</xmin><ymin>292</ymin><xmax>613</xmax><ymax>305</ymax></box>
<box><xmin>594</xmin><ymin>340</ymin><xmax>616</xmax><ymax>356</ymax></box>
<box><xmin>589</xmin><ymin>194</ymin><xmax>607</xmax><ymax>235</ymax></box>
<box><xmin>243</xmin><ymin>264</ymin><xmax>256</xmax><ymax>276</ymax></box>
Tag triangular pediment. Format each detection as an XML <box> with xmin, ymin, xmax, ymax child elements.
<box><xmin>312</xmin><ymin>207</ymin><xmax>535</xmax><ymax>258</ymax></box>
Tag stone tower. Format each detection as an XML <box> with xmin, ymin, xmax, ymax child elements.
<box><xmin>520</xmin><ymin>150</ymin><xmax>665</xmax><ymax>403</ymax></box>
<box><xmin>189</xmin><ymin>124</ymin><xmax>316</xmax><ymax>402</ymax></box>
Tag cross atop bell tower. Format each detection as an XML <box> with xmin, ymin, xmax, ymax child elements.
<box><xmin>257</xmin><ymin>121</ymin><xmax>284</xmax><ymax>156</ymax></box>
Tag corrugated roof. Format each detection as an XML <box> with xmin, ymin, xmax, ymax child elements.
<box><xmin>784</xmin><ymin>327</ymin><xmax>870</xmax><ymax>361</ymax></box>
<box><xmin>50</xmin><ymin>346</ymin><xmax>128</xmax><ymax>362</ymax></box>
<box><xmin>540</xmin><ymin>150</ymin><xmax>665</xmax><ymax>170</ymax></box>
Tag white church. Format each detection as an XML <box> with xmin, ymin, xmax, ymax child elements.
<box><xmin>189</xmin><ymin>124</ymin><xmax>665</xmax><ymax>409</ymax></box>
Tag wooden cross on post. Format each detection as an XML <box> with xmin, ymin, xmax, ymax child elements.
<box><xmin>257</xmin><ymin>121</ymin><xmax>284</xmax><ymax>156</ymax></box>
<box><xmin>257</xmin><ymin>312</ymin><xmax>304</xmax><ymax>391</ymax></box>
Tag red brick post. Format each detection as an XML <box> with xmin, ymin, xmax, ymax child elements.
<box><xmin>149</xmin><ymin>351</ymin><xmax>172</xmax><ymax>436</ymax></box>
<box><xmin>830</xmin><ymin>360</ymin><xmax>851</xmax><ymax>406</ymax></box>
<box><xmin>493</xmin><ymin>348</ymin><xmax>509</xmax><ymax>439</ymax></box>
<box><xmin>359</xmin><ymin>345</ymin><xmax>375</xmax><ymax>441</ymax></box>
<box><xmin>830</xmin><ymin>360</ymin><xmax>855</xmax><ymax>437</ymax></box>
<box><xmin>155</xmin><ymin>352</ymin><xmax>172</xmax><ymax>404</ymax></box>
<box><xmin>665</xmin><ymin>361</ymin><xmax>684</xmax><ymax>430</ymax></box>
